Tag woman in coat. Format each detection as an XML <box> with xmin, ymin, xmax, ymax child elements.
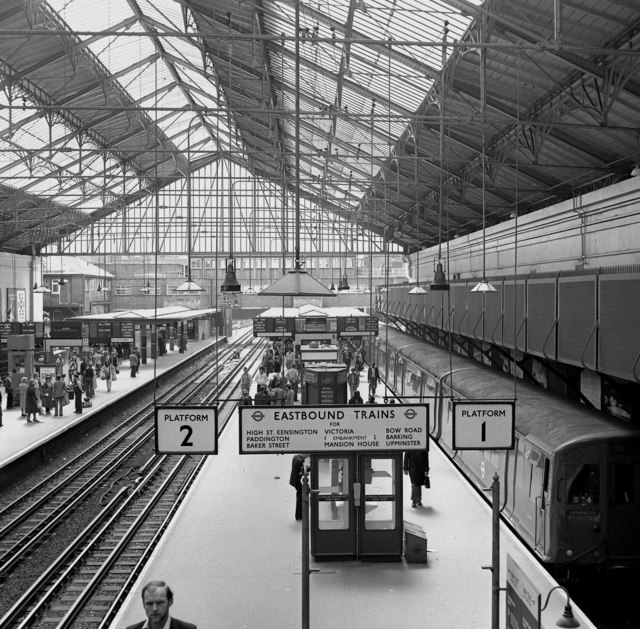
<box><xmin>18</xmin><ymin>376</ymin><xmax>29</xmax><ymax>417</ymax></box>
<box><xmin>403</xmin><ymin>450</ymin><xmax>430</xmax><ymax>508</ymax></box>
<box><xmin>25</xmin><ymin>379</ymin><xmax>41</xmax><ymax>423</ymax></box>
<box><xmin>40</xmin><ymin>376</ymin><xmax>53</xmax><ymax>414</ymax></box>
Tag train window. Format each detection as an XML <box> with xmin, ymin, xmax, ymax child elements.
<box><xmin>613</xmin><ymin>463</ymin><xmax>636</xmax><ymax>505</ymax></box>
<box><xmin>424</xmin><ymin>374</ymin><xmax>436</xmax><ymax>398</ymax></box>
<box><xmin>567</xmin><ymin>464</ymin><xmax>600</xmax><ymax>506</ymax></box>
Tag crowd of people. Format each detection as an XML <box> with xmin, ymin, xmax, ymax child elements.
<box><xmin>237</xmin><ymin>339</ymin><xmax>301</xmax><ymax>407</ymax></box>
<box><xmin>237</xmin><ymin>337</ymin><xmax>382</xmax><ymax>407</ymax></box>
<box><xmin>0</xmin><ymin>344</ymin><xmax>136</xmax><ymax>424</ymax></box>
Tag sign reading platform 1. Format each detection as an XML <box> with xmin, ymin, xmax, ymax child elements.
<box><xmin>239</xmin><ymin>404</ymin><xmax>428</xmax><ymax>454</ymax></box>
<box><xmin>452</xmin><ymin>401</ymin><xmax>515</xmax><ymax>450</ymax></box>
<box><xmin>155</xmin><ymin>406</ymin><xmax>218</xmax><ymax>454</ymax></box>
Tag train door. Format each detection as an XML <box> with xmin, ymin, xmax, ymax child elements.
<box><xmin>310</xmin><ymin>453</ymin><xmax>403</xmax><ymax>561</ymax></box>
<box><xmin>607</xmin><ymin>459</ymin><xmax>640</xmax><ymax>559</ymax></box>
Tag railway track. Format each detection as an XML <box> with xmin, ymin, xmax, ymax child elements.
<box><xmin>0</xmin><ymin>330</ymin><xmax>265</xmax><ymax>628</ymax></box>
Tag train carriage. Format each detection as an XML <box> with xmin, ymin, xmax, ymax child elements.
<box><xmin>374</xmin><ymin>326</ymin><xmax>640</xmax><ymax>573</ymax></box>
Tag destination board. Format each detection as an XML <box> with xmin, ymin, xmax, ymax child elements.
<box><xmin>505</xmin><ymin>555</ymin><xmax>539</xmax><ymax>629</ymax></box>
<box><xmin>50</xmin><ymin>321</ymin><xmax>83</xmax><ymax>339</ymax></box>
<box><xmin>239</xmin><ymin>403</ymin><xmax>428</xmax><ymax>454</ymax></box>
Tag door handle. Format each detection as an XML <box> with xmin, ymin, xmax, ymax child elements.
<box><xmin>353</xmin><ymin>482</ymin><xmax>361</xmax><ymax>507</ymax></box>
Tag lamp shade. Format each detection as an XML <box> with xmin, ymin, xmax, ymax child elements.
<box><xmin>430</xmin><ymin>261</ymin><xmax>449</xmax><ymax>291</ymax></box>
<box><xmin>175</xmin><ymin>279</ymin><xmax>205</xmax><ymax>292</ymax></box>
<box><xmin>555</xmin><ymin>605</ymin><xmax>580</xmax><ymax>628</ymax></box>
<box><xmin>409</xmin><ymin>285</ymin><xmax>428</xmax><ymax>295</ymax></box>
<box><xmin>470</xmin><ymin>281</ymin><xmax>497</xmax><ymax>293</ymax></box>
<box><xmin>337</xmin><ymin>272</ymin><xmax>350</xmax><ymax>291</ymax></box>
<box><xmin>33</xmin><ymin>283</ymin><xmax>51</xmax><ymax>294</ymax></box>
<box><xmin>260</xmin><ymin>268</ymin><xmax>335</xmax><ymax>296</ymax></box>
<box><xmin>220</xmin><ymin>261</ymin><xmax>242</xmax><ymax>294</ymax></box>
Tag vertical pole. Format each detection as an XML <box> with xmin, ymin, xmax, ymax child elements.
<box><xmin>491</xmin><ymin>473</ymin><xmax>500</xmax><ymax>629</ymax></box>
<box><xmin>301</xmin><ymin>468</ymin><xmax>310</xmax><ymax>629</ymax></box>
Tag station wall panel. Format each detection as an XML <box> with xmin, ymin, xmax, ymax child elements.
<box><xmin>483</xmin><ymin>280</ymin><xmax>504</xmax><ymax>345</ymax></box>
<box><xmin>526</xmin><ymin>279</ymin><xmax>557</xmax><ymax>359</ymax></box>
<box><xmin>502</xmin><ymin>280</ymin><xmax>526</xmax><ymax>351</ymax></box>
<box><xmin>452</xmin><ymin>283</ymin><xmax>468</xmax><ymax>337</ymax></box>
<box><xmin>467</xmin><ymin>283</ymin><xmax>484</xmax><ymax>339</ymax></box>
<box><xmin>598</xmin><ymin>274</ymin><xmax>640</xmax><ymax>381</ymax></box>
<box><xmin>557</xmin><ymin>276</ymin><xmax>596</xmax><ymax>368</ymax></box>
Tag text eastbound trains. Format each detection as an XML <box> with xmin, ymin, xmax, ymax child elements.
<box><xmin>272</xmin><ymin>409</ymin><xmax>398</xmax><ymax>421</ymax></box>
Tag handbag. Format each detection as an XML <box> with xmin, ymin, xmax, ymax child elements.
<box><xmin>67</xmin><ymin>386</ymin><xmax>74</xmax><ymax>400</ymax></box>
<box><xmin>423</xmin><ymin>473</ymin><xmax>431</xmax><ymax>489</ymax></box>
<box><xmin>111</xmin><ymin>366</ymin><xmax>118</xmax><ymax>381</ymax></box>
<box><xmin>100</xmin><ymin>366</ymin><xmax>107</xmax><ymax>380</ymax></box>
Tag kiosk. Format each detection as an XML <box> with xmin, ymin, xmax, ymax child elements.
<box><xmin>303</xmin><ymin>363</ymin><xmax>348</xmax><ymax>405</ymax></box>
<box><xmin>310</xmin><ymin>452</ymin><xmax>404</xmax><ymax>561</ymax></box>
<box><xmin>7</xmin><ymin>335</ymin><xmax>35</xmax><ymax>388</ymax></box>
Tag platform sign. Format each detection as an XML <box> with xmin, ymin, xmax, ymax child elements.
<box><xmin>506</xmin><ymin>554</ymin><xmax>539</xmax><ymax>629</ymax></box>
<box><xmin>155</xmin><ymin>405</ymin><xmax>218</xmax><ymax>454</ymax></box>
<box><xmin>453</xmin><ymin>401</ymin><xmax>515</xmax><ymax>450</ymax></box>
<box><xmin>239</xmin><ymin>403</ymin><xmax>428</xmax><ymax>454</ymax></box>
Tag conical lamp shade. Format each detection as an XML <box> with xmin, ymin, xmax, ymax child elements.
<box><xmin>260</xmin><ymin>268</ymin><xmax>335</xmax><ymax>296</ymax></box>
<box><xmin>470</xmin><ymin>281</ymin><xmax>497</xmax><ymax>293</ymax></box>
<box><xmin>175</xmin><ymin>279</ymin><xmax>205</xmax><ymax>292</ymax></box>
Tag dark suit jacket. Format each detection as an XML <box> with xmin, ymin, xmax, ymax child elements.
<box><xmin>289</xmin><ymin>454</ymin><xmax>305</xmax><ymax>491</ymax></box>
<box><xmin>125</xmin><ymin>617</ymin><xmax>196</xmax><ymax>629</ymax></box>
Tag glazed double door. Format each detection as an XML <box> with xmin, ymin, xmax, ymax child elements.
<box><xmin>310</xmin><ymin>453</ymin><xmax>403</xmax><ymax>560</ymax></box>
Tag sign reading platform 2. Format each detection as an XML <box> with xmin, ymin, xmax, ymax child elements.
<box><xmin>239</xmin><ymin>404</ymin><xmax>428</xmax><ymax>454</ymax></box>
<box><xmin>452</xmin><ymin>401</ymin><xmax>515</xmax><ymax>450</ymax></box>
<box><xmin>155</xmin><ymin>406</ymin><xmax>218</xmax><ymax>454</ymax></box>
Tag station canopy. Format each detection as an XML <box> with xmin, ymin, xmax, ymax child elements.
<box><xmin>0</xmin><ymin>0</ymin><xmax>638</xmax><ymax>258</ymax></box>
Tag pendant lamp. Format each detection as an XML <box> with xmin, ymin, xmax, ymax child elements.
<box><xmin>260</xmin><ymin>1</ymin><xmax>333</xmax><ymax>298</ymax></box>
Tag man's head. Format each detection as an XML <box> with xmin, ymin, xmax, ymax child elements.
<box><xmin>141</xmin><ymin>581</ymin><xmax>174</xmax><ymax>627</ymax></box>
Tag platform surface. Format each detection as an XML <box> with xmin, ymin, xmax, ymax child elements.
<box><xmin>111</xmin><ymin>369</ymin><xmax>597</xmax><ymax>629</ymax></box>
<box><xmin>0</xmin><ymin>335</ymin><xmax>222</xmax><ymax>471</ymax></box>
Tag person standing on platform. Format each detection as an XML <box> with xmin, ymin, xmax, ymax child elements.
<box><xmin>18</xmin><ymin>376</ymin><xmax>28</xmax><ymax>417</ymax></box>
<box><xmin>40</xmin><ymin>375</ymin><xmax>53</xmax><ymax>415</ymax></box>
<box><xmin>283</xmin><ymin>383</ymin><xmax>295</xmax><ymax>406</ymax></box>
<box><xmin>285</xmin><ymin>363</ymin><xmax>299</xmax><ymax>401</ymax></box>
<box><xmin>347</xmin><ymin>367</ymin><xmax>360</xmax><ymax>399</ymax></box>
<box><xmin>348</xmin><ymin>390</ymin><xmax>364</xmax><ymax>404</ymax></box>
<box><xmin>403</xmin><ymin>449</ymin><xmax>430</xmax><ymax>508</ymax></box>
<box><xmin>25</xmin><ymin>379</ymin><xmax>41</xmax><ymax>423</ymax></box>
<box><xmin>126</xmin><ymin>580</ymin><xmax>196</xmax><ymax>629</ymax></box>
<box><xmin>129</xmin><ymin>350</ymin><xmax>139</xmax><ymax>378</ymax></box>
<box><xmin>367</xmin><ymin>363</ymin><xmax>380</xmax><ymax>397</ymax></box>
<box><xmin>53</xmin><ymin>374</ymin><xmax>67</xmax><ymax>416</ymax></box>
<box><xmin>3</xmin><ymin>373</ymin><xmax>13</xmax><ymax>410</ymax></box>
<box><xmin>72</xmin><ymin>374</ymin><xmax>84</xmax><ymax>414</ymax></box>
<box><xmin>68</xmin><ymin>352</ymin><xmax>78</xmax><ymax>384</ymax></box>
<box><xmin>255</xmin><ymin>366</ymin><xmax>269</xmax><ymax>390</ymax></box>
<box><xmin>104</xmin><ymin>361</ymin><xmax>115</xmax><ymax>392</ymax></box>
<box><xmin>238</xmin><ymin>390</ymin><xmax>253</xmax><ymax>407</ymax></box>
<box><xmin>289</xmin><ymin>453</ymin><xmax>308</xmax><ymax>521</ymax></box>
<box><xmin>240</xmin><ymin>367</ymin><xmax>252</xmax><ymax>392</ymax></box>
<box><xmin>84</xmin><ymin>362</ymin><xmax>95</xmax><ymax>398</ymax></box>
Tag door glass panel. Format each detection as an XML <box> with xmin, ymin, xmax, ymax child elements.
<box><xmin>317</xmin><ymin>457</ymin><xmax>349</xmax><ymax>530</ymax></box>
<box><xmin>364</xmin><ymin>457</ymin><xmax>396</xmax><ymax>530</ymax></box>
<box><xmin>613</xmin><ymin>463</ymin><xmax>636</xmax><ymax>505</ymax></box>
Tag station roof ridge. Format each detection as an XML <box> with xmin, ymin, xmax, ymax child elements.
<box><xmin>69</xmin><ymin>306</ymin><xmax>219</xmax><ymax>322</ymax></box>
